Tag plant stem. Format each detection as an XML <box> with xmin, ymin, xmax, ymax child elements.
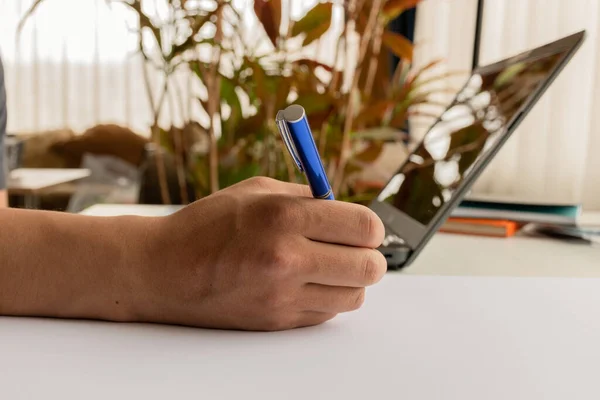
<box><xmin>207</xmin><ymin>1</ymin><xmax>224</xmax><ymax>194</ymax></box>
<box><xmin>332</xmin><ymin>0</ymin><xmax>383</xmax><ymax>196</ymax></box>
<box><xmin>364</xmin><ymin>21</ymin><xmax>384</xmax><ymax>101</ymax></box>
<box><xmin>167</xmin><ymin>81</ymin><xmax>190</xmax><ymax>205</ymax></box>
<box><xmin>140</xmin><ymin>34</ymin><xmax>171</xmax><ymax>204</ymax></box>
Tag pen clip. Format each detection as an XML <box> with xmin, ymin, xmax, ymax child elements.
<box><xmin>276</xmin><ymin>110</ymin><xmax>304</xmax><ymax>172</ymax></box>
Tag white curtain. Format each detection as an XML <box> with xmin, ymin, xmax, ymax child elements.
<box><xmin>0</xmin><ymin>0</ymin><xmax>330</xmax><ymax>135</ymax></box>
<box><xmin>414</xmin><ymin>0</ymin><xmax>600</xmax><ymax>210</ymax></box>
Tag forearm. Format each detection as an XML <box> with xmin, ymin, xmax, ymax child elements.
<box><xmin>0</xmin><ymin>190</ymin><xmax>7</xmax><ymax>207</ymax></box>
<box><xmin>0</xmin><ymin>208</ymin><xmax>152</xmax><ymax>321</ymax></box>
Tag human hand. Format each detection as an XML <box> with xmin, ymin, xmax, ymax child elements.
<box><xmin>127</xmin><ymin>177</ymin><xmax>387</xmax><ymax>331</ymax></box>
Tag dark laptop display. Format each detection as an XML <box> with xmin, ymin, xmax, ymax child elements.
<box><xmin>370</xmin><ymin>31</ymin><xmax>585</xmax><ymax>269</ymax></box>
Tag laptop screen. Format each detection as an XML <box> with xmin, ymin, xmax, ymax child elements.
<box><xmin>375</xmin><ymin>45</ymin><xmax>571</xmax><ymax>227</ymax></box>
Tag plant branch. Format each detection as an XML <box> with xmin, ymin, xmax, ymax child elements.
<box><xmin>332</xmin><ymin>0</ymin><xmax>383</xmax><ymax>195</ymax></box>
<box><xmin>206</xmin><ymin>1</ymin><xmax>224</xmax><ymax>194</ymax></box>
<box><xmin>364</xmin><ymin>21</ymin><xmax>384</xmax><ymax>100</ymax></box>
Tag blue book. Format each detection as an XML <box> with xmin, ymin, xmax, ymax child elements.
<box><xmin>452</xmin><ymin>199</ymin><xmax>582</xmax><ymax>226</ymax></box>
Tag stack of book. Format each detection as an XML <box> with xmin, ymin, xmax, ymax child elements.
<box><xmin>441</xmin><ymin>195</ymin><xmax>597</xmax><ymax>241</ymax></box>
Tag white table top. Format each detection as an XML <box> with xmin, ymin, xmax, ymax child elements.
<box><xmin>80</xmin><ymin>203</ymin><xmax>184</xmax><ymax>217</ymax></box>
<box><xmin>7</xmin><ymin>168</ymin><xmax>91</xmax><ymax>193</ymax></box>
<box><xmin>2</xmin><ymin>274</ymin><xmax>600</xmax><ymax>399</ymax></box>
<box><xmin>1</xmin><ymin>204</ymin><xmax>599</xmax><ymax>398</ymax></box>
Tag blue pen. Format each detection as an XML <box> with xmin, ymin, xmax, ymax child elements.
<box><xmin>276</xmin><ymin>104</ymin><xmax>334</xmax><ymax>200</ymax></box>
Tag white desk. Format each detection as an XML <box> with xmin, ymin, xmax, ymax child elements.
<box><xmin>79</xmin><ymin>203</ymin><xmax>184</xmax><ymax>217</ymax></box>
<box><xmin>3</xmin><ymin>205</ymin><xmax>600</xmax><ymax>399</ymax></box>
<box><xmin>2</xmin><ymin>273</ymin><xmax>600</xmax><ymax>399</ymax></box>
<box><xmin>7</xmin><ymin>168</ymin><xmax>91</xmax><ymax>208</ymax></box>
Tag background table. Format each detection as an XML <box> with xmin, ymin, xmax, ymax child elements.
<box><xmin>7</xmin><ymin>168</ymin><xmax>91</xmax><ymax>208</ymax></box>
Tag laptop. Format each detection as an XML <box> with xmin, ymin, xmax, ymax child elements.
<box><xmin>371</xmin><ymin>30</ymin><xmax>586</xmax><ymax>270</ymax></box>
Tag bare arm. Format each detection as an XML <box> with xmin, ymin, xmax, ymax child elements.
<box><xmin>0</xmin><ymin>177</ymin><xmax>386</xmax><ymax>331</ymax></box>
<box><xmin>0</xmin><ymin>190</ymin><xmax>6</xmax><ymax>208</ymax></box>
<box><xmin>0</xmin><ymin>207</ymin><xmax>149</xmax><ymax>321</ymax></box>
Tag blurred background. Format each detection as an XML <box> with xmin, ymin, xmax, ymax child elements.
<box><xmin>1</xmin><ymin>0</ymin><xmax>598</xmax><ymax>214</ymax></box>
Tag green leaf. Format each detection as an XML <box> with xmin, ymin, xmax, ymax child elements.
<box><xmin>382</xmin><ymin>30</ymin><xmax>413</xmax><ymax>62</ymax></box>
<box><xmin>291</xmin><ymin>3</ymin><xmax>333</xmax><ymax>46</ymax></box>
<box><xmin>293</xmin><ymin>93</ymin><xmax>332</xmax><ymax>116</ymax></box>
<box><xmin>254</xmin><ymin>0</ymin><xmax>282</xmax><ymax>47</ymax></box>
<box><xmin>382</xmin><ymin>0</ymin><xmax>422</xmax><ymax>22</ymax></box>
<box><xmin>159</xmin><ymin>128</ymin><xmax>174</xmax><ymax>153</ymax></box>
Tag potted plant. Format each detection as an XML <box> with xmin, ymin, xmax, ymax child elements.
<box><xmin>20</xmin><ymin>0</ymin><xmax>449</xmax><ymax>205</ymax></box>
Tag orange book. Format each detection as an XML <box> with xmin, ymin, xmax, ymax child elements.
<box><xmin>440</xmin><ymin>217</ymin><xmax>521</xmax><ymax>238</ymax></box>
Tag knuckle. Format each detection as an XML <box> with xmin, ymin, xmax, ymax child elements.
<box><xmin>264</xmin><ymin>238</ymin><xmax>295</xmax><ymax>273</ymax></box>
<box><xmin>246</xmin><ymin>176</ymin><xmax>276</xmax><ymax>191</ymax></box>
<box><xmin>361</xmin><ymin>250</ymin><xmax>387</xmax><ymax>285</ymax></box>
<box><xmin>356</xmin><ymin>207</ymin><xmax>384</xmax><ymax>247</ymax></box>
<box><xmin>349</xmin><ymin>288</ymin><xmax>366</xmax><ymax>311</ymax></box>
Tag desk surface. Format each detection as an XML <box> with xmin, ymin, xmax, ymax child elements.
<box><xmin>7</xmin><ymin>168</ymin><xmax>91</xmax><ymax>194</ymax></box>
<box><xmin>2</xmin><ymin>274</ymin><xmax>600</xmax><ymax>400</ymax></box>
<box><xmin>2</xmin><ymin>205</ymin><xmax>599</xmax><ymax>398</ymax></box>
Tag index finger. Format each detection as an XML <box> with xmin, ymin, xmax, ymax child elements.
<box><xmin>297</xmin><ymin>199</ymin><xmax>386</xmax><ymax>249</ymax></box>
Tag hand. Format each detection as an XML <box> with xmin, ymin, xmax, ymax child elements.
<box><xmin>127</xmin><ymin>177</ymin><xmax>387</xmax><ymax>331</ymax></box>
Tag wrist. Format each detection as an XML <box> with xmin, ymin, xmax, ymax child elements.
<box><xmin>99</xmin><ymin>215</ymin><xmax>164</xmax><ymax>323</ymax></box>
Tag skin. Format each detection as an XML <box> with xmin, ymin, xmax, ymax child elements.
<box><xmin>0</xmin><ymin>190</ymin><xmax>6</xmax><ymax>208</ymax></box>
<box><xmin>0</xmin><ymin>177</ymin><xmax>388</xmax><ymax>331</ymax></box>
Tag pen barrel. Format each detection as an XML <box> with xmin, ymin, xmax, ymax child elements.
<box><xmin>286</xmin><ymin>116</ymin><xmax>333</xmax><ymax>200</ymax></box>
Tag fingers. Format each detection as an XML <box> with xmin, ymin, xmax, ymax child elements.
<box><xmin>239</xmin><ymin>176</ymin><xmax>386</xmax><ymax>249</ymax></box>
<box><xmin>300</xmin><ymin>240</ymin><xmax>387</xmax><ymax>288</ymax></box>
<box><xmin>296</xmin><ymin>199</ymin><xmax>386</xmax><ymax>248</ymax></box>
<box><xmin>299</xmin><ymin>284</ymin><xmax>367</xmax><ymax>314</ymax></box>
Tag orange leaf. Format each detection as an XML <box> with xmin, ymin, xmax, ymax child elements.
<box><xmin>353</xmin><ymin>142</ymin><xmax>384</xmax><ymax>163</ymax></box>
<box><xmin>254</xmin><ymin>0</ymin><xmax>281</xmax><ymax>47</ymax></box>
<box><xmin>355</xmin><ymin>100</ymin><xmax>395</xmax><ymax>126</ymax></box>
<box><xmin>382</xmin><ymin>30</ymin><xmax>413</xmax><ymax>62</ymax></box>
<box><xmin>382</xmin><ymin>0</ymin><xmax>423</xmax><ymax>22</ymax></box>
